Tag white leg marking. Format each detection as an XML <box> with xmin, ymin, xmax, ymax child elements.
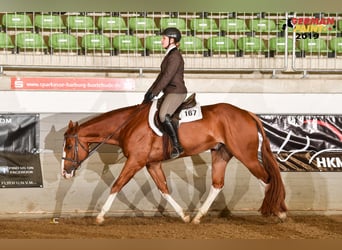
<box><xmin>160</xmin><ymin>192</ymin><xmax>190</xmax><ymax>223</ymax></box>
<box><xmin>96</xmin><ymin>193</ymin><xmax>117</xmax><ymax>224</ymax></box>
<box><xmin>192</xmin><ymin>185</ymin><xmax>222</xmax><ymax>224</ymax></box>
<box><xmin>61</xmin><ymin>141</ymin><xmax>66</xmax><ymax>176</ymax></box>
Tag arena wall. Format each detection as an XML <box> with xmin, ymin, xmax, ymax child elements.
<box><xmin>0</xmin><ymin>71</ymin><xmax>342</xmax><ymax>218</ymax></box>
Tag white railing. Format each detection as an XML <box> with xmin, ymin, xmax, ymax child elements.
<box><xmin>0</xmin><ymin>11</ymin><xmax>341</xmax><ymax>73</ymax></box>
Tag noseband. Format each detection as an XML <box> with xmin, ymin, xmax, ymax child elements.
<box><xmin>62</xmin><ymin>131</ymin><xmax>116</xmax><ymax>174</ymax></box>
<box><xmin>62</xmin><ymin>134</ymin><xmax>89</xmax><ymax>173</ymax></box>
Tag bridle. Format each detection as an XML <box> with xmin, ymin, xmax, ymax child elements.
<box><xmin>61</xmin><ymin>103</ymin><xmax>148</xmax><ymax>175</ymax></box>
<box><xmin>62</xmin><ymin>133</ymin><xmax>89</xmax><ymax>174</ymax></box>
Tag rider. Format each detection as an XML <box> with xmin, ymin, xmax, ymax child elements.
<box><xmin>142</xmin><ymin>27</ymin><xmax>187</xmax><ymax>159</ymax></box>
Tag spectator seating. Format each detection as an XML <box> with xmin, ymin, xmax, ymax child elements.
<box><xmin>112</xmin><ymin>34</ymin><xmax>145</xmax><ymax>55</ymax></box>
<box><xmin>179</xmin><ymin>36</ymin><xmax>208</xmax><ymax>56</ymax></box>
<box><xmin>0</xmin><ymin>32</ymin><xmax>15</xmax><ymax>53</ymax></box>
<box><xmin>328</xmin><ymin>37</ymin><xmax>342</xmax><ymax>57</ymax></box>
<box><xmin>97</xmin><ymin>16</ymin><xmax>128</xmax><ymax>34</ymax></box>
<box><xmin>34</xmin><ymin>14</ymin><xmax>67</xmax><ymax>33</ymax></box>
<box><xmin>267</xmin><ymin>37</ymin><xmax>299</xmax><ymax>57</ymax></box>
<box><xmin>81</xmin><ymin>33</ymin><xmax>113</xmax><ymax>55</ymax></box>
<box><xmin>15</xmin><ymin>32</ymin><xmax>48</xmax><ymax>54</ymax></box>
<box><xmin>48</xmin><ymin>33</ymin><xmax>81</xmax><ymax>54</ymax></box>
<box><xmin>2</xmin><ymin>13</ymin><xmax>34</xmax><ymax>32</ymax></box>
<box><xmin>248</xmin><ymin>18</ymin><xmax>279</xmax><ymax>34</ymax></box>
<box><xmin>66</xmin><ymin>15</ymin><xmax>97</xmax><ymax>33</ymax></box>
<box><xmin>189</xmin><ymin>18</ymin><xmax>220</xmax><ymax>36</ymax></box>
<box><xmin>128</xmin><ymin>17</ymin><xmax>159</xmax><ymax>35</ymax></box>
<box><xmin>159</xmin><ymin>17</ymin><xmax>189</xmax><ymax>34</ymax></box>
<box><xmin>219</xmin><ymin>18</ymin><xmax>250</xmax><ymax>35</ymax></box>
<box><xmin>298</xmin><ymin>38</ymin><xmax>332</xmax><ymax>57</ymax></box>
<box><xmin>144</xmin><ymin>35</ymin><xmax>163</xmax><ymax>55</ymax></box>
<box><xmin>236</xmin><ymin>36</ymin><xmax>267</xmax><ymax>56</ymax></box>
<box><xmin>207</xmin><ymin>36</ymin><xmax>239</xmax><ymax>56</ymax></box>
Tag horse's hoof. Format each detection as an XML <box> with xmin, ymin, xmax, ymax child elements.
<box><xmin>277</xmin><ymin>212</ymin><xmax>287</xmax><ymax>222</ymax></box>
<box><xmin>191</xmin><ymin>217</ymin><xmax>201</xmax><ymax>224</ymax></box>
<box><xmin>183</xmin><ymin>215</ymin><xmax>190</xmax><ymax>223</ymax></box>
<box><xmin>96</xmin><ymin>216</ymin><xmax>104</xmax><ymax>225</ymax></box>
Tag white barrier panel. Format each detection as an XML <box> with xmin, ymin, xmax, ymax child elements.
<box><xmin>1</xmin><ymin>91</ymin><xmax>342</xmax><ymax>114</ymax></box>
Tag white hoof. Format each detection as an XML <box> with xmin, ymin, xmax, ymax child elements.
<box><xmin>192</xmin><ymin>211</ymin><xmax>204</xmax><ymax>224</ymax></box>
<box><xmin>96</xmin><ymin>215</ymin><xmax>105</xmax><ymax>225</ymax></box>
<box><xmin>277</xmin><ymin>212</ymin><xmax>287</xmax><ymax>222</ymax></box>
<box><xmin>192</xmin><ymin>217</ymin><xmax>201</xmax><ymax>224</ymax></box>
<box><xmin>182</xmin><ymin>215</ymin><xmax>190</xmax><ymax>223</ymax></box>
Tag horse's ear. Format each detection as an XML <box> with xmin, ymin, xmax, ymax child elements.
<box><xmin>68</xmin><ymin>120</ymin><xmax>74</xmax><ymax>129</ymax></box>
<box><xmin>75</xmin><ymin>122</ymin><xmax>80</xmax><ymax>131</ymax></box>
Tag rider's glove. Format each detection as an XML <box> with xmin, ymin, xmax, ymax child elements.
<box><xmin>142</xmin><ymin>91</ymin><xmax>154</xmax><ymax>104</ymax></box>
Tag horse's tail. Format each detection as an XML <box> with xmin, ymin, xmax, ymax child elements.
<box><xmin>248</xmin><ymin>112</ymin><xmax>288</xmax><ymax>216</ymax></box>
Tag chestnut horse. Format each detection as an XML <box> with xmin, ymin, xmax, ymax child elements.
<box><xmin>61</xmin><ymin>101</ymin><xmax>287</xmax><ymax>224</ymax></box>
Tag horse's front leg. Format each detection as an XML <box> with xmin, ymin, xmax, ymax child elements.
<box><xmin>147</xmin><ymin>161</ymin><xmax>190</xmax><ymax>223</ymax></box>
<box><xmin>96</xmin><ymin>158</ymin><xmax>144</xmax><ymax>224</ymax></box>
<box><xmin>192</xmin><ymin>149</ymin><xmax>229</xmax><ymax>224</ymax></box>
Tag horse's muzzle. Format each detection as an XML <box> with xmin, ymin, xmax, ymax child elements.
<box><xmin>62</xmin><ymin>167</ymin><xmax>76</xmax><ymax>179</ymax></box>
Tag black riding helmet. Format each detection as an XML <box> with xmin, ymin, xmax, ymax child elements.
<box><xmin>161</xmin><ymin>27</ymin><xmax>182</xmax><ymax>43</ymax></box>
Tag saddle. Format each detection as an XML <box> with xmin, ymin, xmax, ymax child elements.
<box><xmin>154</xmin><ymin>93</ymin><xmax>197</xmax><ymax>131</ymax></box>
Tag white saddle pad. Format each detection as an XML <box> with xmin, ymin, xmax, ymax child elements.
<box><xmin>148</xmin><ymin>99</ymin><xmax>203</xmax><ymax>136</ymax></box>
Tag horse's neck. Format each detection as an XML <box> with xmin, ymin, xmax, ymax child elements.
<box><xmin>79</xmin><ymin>105</ymin><xmax>139</xmax><ymax>144</ymax></box>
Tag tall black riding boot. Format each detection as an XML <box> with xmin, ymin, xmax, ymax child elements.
<box><xmin>162</xmin><ymin>114</ymin><xmax>184</xmax><ymax>159</ymax></box>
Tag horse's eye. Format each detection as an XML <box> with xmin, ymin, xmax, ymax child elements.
<box><xmin>66</xmin><ymin>144</ymin><xmax>73</xmax><ymax>150</ymax></box>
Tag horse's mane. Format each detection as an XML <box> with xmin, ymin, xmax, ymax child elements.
<box><xmin>81</xmin><ymin>104</ymin><xmax>143</xmax><ymax>128</ymax></box>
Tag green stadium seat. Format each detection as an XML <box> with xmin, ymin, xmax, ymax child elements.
<box><xmin>329</xmin><ymin>37</ymin><xmax>342</xmax><ymax>56</ymax></box>
<box><xmin>237</xmin><ymin>36</ymin><xmax>267</xmax><ymax>56</ymax></box>
<box><xmin>267</xmin><ymin>37</ymin><xmax>299</xmax><ymax>57</ymax></box>
<box><xmin>112</xmin><ymin>35</ymin><xmax>145</xmax><ymax>56</ymax></box>
<box><xmin>128</xmin><ymin>17</ymin><xmax>159</xmax><ymax>34</ymax></box>
<box><xmin>179</xmin><ymin>36</ymin><xmax>208</xmax><ymax>56</ymax></box>
<box><xmin>248</xmin><ymin>18</ymin><xmax>278</xmax><ymax>33</ymax></box>
<box><xmin>159</xmin><ymin>17</ymin><xmax>189</xmax><ymax>34</ymax></box>
<box><xmin>15</xmin><ymin>32</ymin><xmax>48</xmax><ymax>54</ymax></box>
<box><xmin>81</xmin><ymin>33</ymin><xmax>113</xmax><ymax>55</ymax></box>
<box><xmin>190</xmin><ymin>18</ymin><xmax>220</xmax><ymax>35</ymax></box>
<box><xmin>0</xmin><ymin>32</ymin><xmax>15</xmax><ymax>53</ymax></box>
<box><xmin>48</xmin><ymin>33</ymin><xmax>81</xmax><ymax>54</ymax></box>
<box><xmin>66</xmin><ymin>15</ymin><xmax>97</xmax><ymax>33</ymax></box>
<box><xmin>298</xmin><ymin>38</ymin><xmax>332</xmax><ymax>57</ymax></box>
<box><xmin>144</xmin><ymin>35</ymin><xmax>163</xmax><ymax>55</ymax></box>
<box><xmin>97</xmin><ymin>16</ymin><xmax>128</xmax><ymax>34</ymax></box>
<box><xmin>219</xmin><ymin>18</ymin><xmax>250</xmax><ymax>35</ymax></box>
<box><xmin>207</xmin><ymin>36</ymin><xmax>238</xmax><ymax>56</ymax></box>
<box><xmin>338</xmin><ymin>20</ymin><xmax>342</xmax><ymax>32</ymax></box>
<box><xmin>34</xmin><ymin>14</ymin><xmax>67</xmax><ymax>33</ymax></box>
<box><xmin>2</xmin><ymin>13</ymin><xmax>34</xmax><ymax>32</ymax></box>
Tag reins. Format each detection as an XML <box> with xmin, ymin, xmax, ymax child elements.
<box><xmin>62</xmin><ymin>103</ymin><xmax>147</xmax><ymax>170</ymax></box>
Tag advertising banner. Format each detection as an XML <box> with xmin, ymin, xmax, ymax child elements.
<box><xmin>0</xmin><ymin>114</ymin><xmax>43</xmax><ymax>188</ymax></box>
<box><xmin>11</xmin><ymin>77</ymin><xmax>135</xmax><ymax>91</ymax></box>
<box><xmin>259</xmin><ymin>114</ymin><xmax>342</xmax><ymax>172</ymax></box>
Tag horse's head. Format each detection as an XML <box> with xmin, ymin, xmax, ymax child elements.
<box><xmin>61</xmin><ymin>120</ymin><xmax>89</xmax><ymax>179</ymax></box>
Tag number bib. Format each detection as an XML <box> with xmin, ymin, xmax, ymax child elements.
<box><xmin>179</xmin><ymin>103</ymin><xmax>203</xmax><ymax>123</ymax></box>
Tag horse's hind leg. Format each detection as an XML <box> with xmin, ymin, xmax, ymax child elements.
<box><xmin>192</xmin><ymin>147</ymin><xmax>231</xmax><ymax>224</ymax></box>
<box><xmin>147</xmin><ymin>162</ymin><xmax>190</xmax><ymax>223</ymax></box>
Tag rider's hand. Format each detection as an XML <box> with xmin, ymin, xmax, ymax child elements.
<box><xmin>142</xmin><ymin>91</ymin><xmax>154</xmax><ymax>104</ymax></box>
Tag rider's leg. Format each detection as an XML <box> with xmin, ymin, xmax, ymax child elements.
<box><xmin>159</xmin><ymin>93</ymin><xmax>186</xmax><ymax>159</ymax></box>
<box><xmin>162</xmin><ymin>114</ymin><xmax>183</xmax><ymax>159</ymax></box>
